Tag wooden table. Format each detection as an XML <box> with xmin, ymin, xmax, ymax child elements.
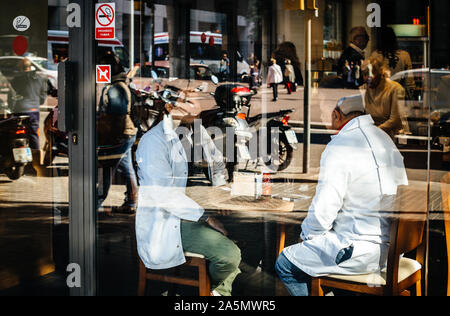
<box><xmin>187</xmin><ymin>185</ymin><xmax>296</xmax><ymax>256</ymax></box>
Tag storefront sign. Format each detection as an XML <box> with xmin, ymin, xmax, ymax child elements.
<box><xmin>96</xmin><ymin>65</ymin><xmax>111</xmax><ymax>84</ymax></box>
<box><xmin>13</xmin><ymin>16</ymin><xmax>31</xmax><ymax>32</ymax></box>
<box><xmin>95</xmin><ymin>3</ymin><xmax>115</xmax><ymax>40</ymax></box>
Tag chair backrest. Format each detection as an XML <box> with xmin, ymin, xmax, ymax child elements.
<box><xmin>385</xmin><ymin>213</ymin><xmax>426</xmax><ymax>291</ymax></box>
<box><xmin>395</xmin><ymin>217</ymin><xmax>426</xmax><ymax>257</ymax></box>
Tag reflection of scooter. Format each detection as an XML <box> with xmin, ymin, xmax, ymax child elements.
<box><xmin>0</xmin><ymin>115</ymin><xmax>33</xmax><ymax>180</ymax></box>
<box><xmin>208</xmin><ymin>82</ymin><xmax>298</xmax><ymax>172</ymax></box>
<box><xmin>43</xmin><ymin>84</ymin><xmax>167</xmax><ymax>166</ymax></box>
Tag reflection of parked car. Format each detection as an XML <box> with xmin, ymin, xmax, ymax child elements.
<box><xmin>390</xmin><ymin>69</ymin><xmax>450</xmax><ymax>166</ymax></box>
<box><xmin>390</xmin><ymin>69</ymin><xmax>450</xmax><ymax>141</ymax></box>
<box><xmin>0</xmin><ymin>56</ymin><xmax>57</xmax><ymax>97</ymax></box>
<box><xmin>128</xmin><ymin>61</ymin><xmax>217</xmax><ymax>97</ymax></box>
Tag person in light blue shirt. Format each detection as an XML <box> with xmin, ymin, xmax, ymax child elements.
<box><xmin>135</xmin><ymin>102</ymin><xmax>241</xmax><ymax>296</ymax></box>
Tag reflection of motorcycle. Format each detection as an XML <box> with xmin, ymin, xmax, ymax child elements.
<box><xmin>0</xmin><ymin>115</ymin><xmax>33</xmax><ymax>180</ymax></box>
<box><xmin>200</xmin><ymin>106</ymin><xmax>253</xmax><ymax>180</ymax></box>
<box><xmin>43</xmin><ymin>87</ymin><xmax>166</xmax><ymax>166</ymax></box>
<box><xmin>207</xmin><ymin>83</ymin><xmax>298</xmax><ymax>172</ymax></box>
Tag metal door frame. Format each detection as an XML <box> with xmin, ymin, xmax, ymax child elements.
<box><xmin>68</xmin><ymin>0</ymin><xmax>97</xmax><ymax>296</ymax></box>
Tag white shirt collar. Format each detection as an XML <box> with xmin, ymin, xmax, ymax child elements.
<box><xmin>331</xmin><ymin>115</ymin><xmax>374</xmax><ymax>139</ymax></box>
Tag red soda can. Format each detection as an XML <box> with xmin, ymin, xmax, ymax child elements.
<box><xmin>262</xmin><ymin>173</ymin><xmax>271</xmax><ymax>196</ymax></box>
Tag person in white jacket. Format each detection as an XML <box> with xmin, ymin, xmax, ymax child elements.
<box><xmin>275</xmin><ymin>94</ymin><xmax>408</xmax><ymax>296</ymax></box>
<box><xmin>267</xmin><ymin>58</ymin><xmax>283</xmax><ymax>101</ymax></box>
<box><xmin>135</xmin><ymin>103</ymin><xmax>241</xmax><ymax>296</ymax></box>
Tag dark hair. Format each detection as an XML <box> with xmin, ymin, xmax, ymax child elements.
<box><xmin>99</xmin><ymin>53</ymin><xmax>124</xmax><ymax>76</ymax></box>
<box><xmin>376</xmin><ymin>27</ymin><xmax>400</xmax><ymax>70</ymax></box>
<box><xmin>272</xmin><ymin>42</ymin><xmax>301</xmax><ymax>70</ymax></box>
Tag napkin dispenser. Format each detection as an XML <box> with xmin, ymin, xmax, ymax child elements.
<box><xmin>231</xmin><ymin>172</ymin><xmax>263</xmax><ymax>198</ymax></box>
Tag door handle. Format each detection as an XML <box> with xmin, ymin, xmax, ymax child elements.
<box><xmin>58</xmin><ymin>60</ymin><xmax>75</xmax><ymax>133</ymax></box>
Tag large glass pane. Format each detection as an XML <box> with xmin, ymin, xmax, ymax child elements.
<box><xmin>95</xmin><ymin>0</ymin><xmax>448</xmax><ymax>297</ymax></box>
<box><xmin>0</xmin><ymin>0</ymin><xmax>70</xmax><ymax>296</ymax></box>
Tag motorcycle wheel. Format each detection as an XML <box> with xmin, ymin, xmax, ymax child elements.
<box><xmin>5</xmin><ymin>165</ymin><xmax>25</xmax><ymax>180</ymax></box>
<box><xmin>264</xmin><ymin>136</ymin><xmax>293</xmax><ymax>172</ymax></box>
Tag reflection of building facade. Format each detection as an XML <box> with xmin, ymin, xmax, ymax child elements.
<box><xmin>45</xmin><ymin>0</ymin><xmax>450</xmax><ymax>73</ymax></box>
<box><xmin>0</xmin><ymin>0</ymin><xmax>449</xmax><ymax>297</ymax></box>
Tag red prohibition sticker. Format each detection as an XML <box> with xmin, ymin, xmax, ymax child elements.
<box><xmin>95</xmin><ymin>3</ymin><xmax>115</xmax><ymax>40</ymax></box>
<box><xmin>96</xmin><ymin>65</ymin><xmax>111</xmax><ymax>84</ymax></box>
<box><xmin>12</xmin><ymin>35</ymin><xmax>28</xmax><ymax>56</ymax></box>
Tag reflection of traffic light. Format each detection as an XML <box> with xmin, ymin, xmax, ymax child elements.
<box><xmin>307</xmin><ymin>0</ymin><xmax>318</xmax><ymax>10</ymax></box>
<box><xmin>284</xmin><ymin>0</ymin><xmax>317</xmax><ymax>11</ymax></box>
<box><xmin>284</xmin><ymin>0</ymin><xmax>305</xmax><ymax>10</ymax></box>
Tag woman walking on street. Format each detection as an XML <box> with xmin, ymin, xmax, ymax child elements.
<box><xmin>284</xmin><ymin>59</ymin><xmax>296</xmax><ymax>94</ymax></box>
<box><xmin>272</xmin><ymin>42</ymin><xmax>304</xmax><ymax>91</ymax></box>
<box><xmin>267</xmin><ymin>58</ymin><xmax>283</xmax><ymax>102</ymax></box>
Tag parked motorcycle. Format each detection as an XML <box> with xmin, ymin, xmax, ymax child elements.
<box><xmin>206</xmin><ymin>83</ymin><xmax>298</xmax><ymax>172</ymax></box>
<box><xmin>43</xmin><ymin>83</ymin><xmax>167</xmax><ymax>166</ymax></box>
<box><xmin>0</xmin><ymin>114</ymin><xmax>33</xmax><ymax>180</ymax></box>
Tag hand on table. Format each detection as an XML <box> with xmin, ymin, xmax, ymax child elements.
<box><xmin>217</xmin><ymin>209</ymin><xmax>232</xmax><ymax>217</ymax></box>
<box><xmin>206</xmin><ymin>217</ymin><xmax>228</xmax><ymax>236</ymax></box>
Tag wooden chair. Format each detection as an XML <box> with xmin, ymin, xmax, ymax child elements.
<box><xmin>138</xmin><ymin>253</ymin><xmax>211</xmax><ymax>296</ymax></box>
<box><xmin>129</xmin><ymin>215</ymin><xmax>211</xmax><ymax>296</ymax></box>
<box><xmin>440</xmin><ymin>173</ymin><xmax>450</xmax><ymax>296</ymax></box>
<box><xmin>311</xmin><ymin>216</ymin><xmax>426</xmax><ymax>296</ymax></box>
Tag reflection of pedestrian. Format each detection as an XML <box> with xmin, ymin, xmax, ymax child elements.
<box><xmin>337</xmin><ymin>27</ymin><xmax>369</xmax><ymax>89</ymax></box>
<box><xmin>97</xmin><ymin>54</ymin><xmax>138</xmax><ymax>214</ymax></box>
<box><xmin>249</xmin><ymin>54</ymin><xmax>260</xmax><ymax>91</ymax></box>
<box><xmin>276</xmin><ymin>95</ymin><xmax>408</xmax><ymax>296</ymax></box>
<box><xmin>219</xmin><ymin>53</ymin><xmax>230</xmax><ymax>82</ymax></box>
<box><xmin>136</xmin><ymin>107</ymin><xmax>241</xmax><ymax>296</ymax></box>
<box><xmin>8</xmin><ymin>58</ymin><xmax>47</xmax><ymax>172</ymax></box>
<box><xmin>284</xmin><ymin>59</ymin><xmax>295</xmax><ymax>94</ymax></box>
<box><xmin>362</xmin><ymin>56</ymin><xmax>403</xmax><ymax>138</ymax></box>
<box><xmin>272</xmin><ymin>42</ymin><xmax>304</xmax><ymax>90</ymax></box>
<box><xmin>267</xmin><ymin>58</ymin><xmax>283</xmax><ymax>102</ymax></box>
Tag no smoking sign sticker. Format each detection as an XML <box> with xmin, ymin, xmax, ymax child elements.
<box><xmin>95</xmin><ymin>3</ymin><xmax>115</xmax><ymax>40</ymax></box>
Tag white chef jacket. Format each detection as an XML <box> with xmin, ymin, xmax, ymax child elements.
<box><xmin>135</xmin><ymin>115</ymin><xmax>227</xmax><ymax>270</ymax></box>
<box><xmin>283</xmin><ymin>115</ymin><xmax>408</xmax><ymax>277</ymax></box>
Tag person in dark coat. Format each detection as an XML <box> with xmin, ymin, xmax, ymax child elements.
<box><xmin>337</xmin><ymin>26</ymin><xmax>369</xmax><ymax>89</ymax></box>
<box><xmin>8</xmin><ymin>58</ymin><xmax>47</xmax><ymax>150</ymax></box>
<box><xmin>97</xmin><ymin>54</ymin><xmax>138</xmax><ymax>214</ymax></box>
